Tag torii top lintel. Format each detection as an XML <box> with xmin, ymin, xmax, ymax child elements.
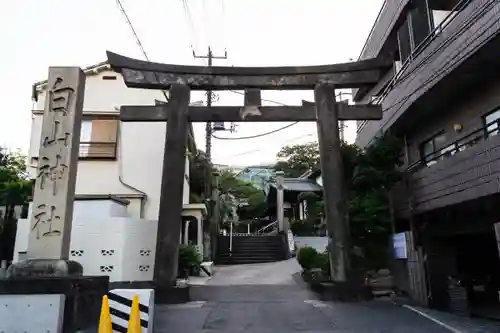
<box><xmin>106</xmin><ymin>51</ymin><xmax>391</xmax><ymax>91</ymax></box>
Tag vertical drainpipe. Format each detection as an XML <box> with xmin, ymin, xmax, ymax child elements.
<box><xmin>117</xmin><ymin>122</ymin><xmax>148</xmax><ymax>218</ymax></box>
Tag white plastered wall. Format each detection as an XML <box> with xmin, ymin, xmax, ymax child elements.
<box><xmin>29</xmin><ymin>69</ymin><xmax>191</xmax><ymax>220</ymax></box>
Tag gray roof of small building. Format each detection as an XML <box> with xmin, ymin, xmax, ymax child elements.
<box><xmin>270</xmin><ymin>178</ymin><xmax>322</xmax><ymax>192</ymax></box>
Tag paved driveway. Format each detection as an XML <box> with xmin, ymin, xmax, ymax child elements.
<box><xmin>153</xmin><ymin>259</ymin><xmax>488</xmax><ymax>332</ymax></box>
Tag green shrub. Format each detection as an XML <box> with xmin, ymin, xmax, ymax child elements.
<box><xmin>178</xmin><ymin>243</ymin><xmax>202</xmax><ymax>278</ymax></box>
<box><xmin>297</xmin><ymin>246</ymin><xmax>318</xmax><ymax>271</ymax></box>
<box><xmin>315</xmin><ymin>251</ymin><xmax>331</xmax><ymax>277</ymax></box>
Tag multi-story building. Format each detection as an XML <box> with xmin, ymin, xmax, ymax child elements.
<box><xmin>12</xmin><ymin>62</ymin><xmax>209</xmax><ymax>281</ymax></box>
<box><xmin>354</xmin><ymin>0</ymin><xmax>500</xmax><ymax>316</ymax></box>
<box><xmin>29</xmin><ymin>61</ymin><xmax>195</xmax><ymax>220</ymax></box>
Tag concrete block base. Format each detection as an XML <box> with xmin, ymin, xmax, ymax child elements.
<box><xmin>0</xmin><ymin>276</ymin><xmax>109</xmax><ymax>332</ymax></box>
<box><xmin>0</xmin><ymin>294</ymin><xmax>65</xmax><ymax>332</ymax></box>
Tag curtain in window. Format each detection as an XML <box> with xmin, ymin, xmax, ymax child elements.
<box><xmin>79</xmin><ymin>119</ymin><xmax>118</xmax><ymax>158</ymax></box>
<box><xmin>79</xmin><ymin>120</ymin><xmax>92</xmax><ymax>157</ymax></box>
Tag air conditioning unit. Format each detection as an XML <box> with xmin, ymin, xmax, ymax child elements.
<box><xmin>213</xmin><ymin>122</ymin><xmax>225</xmax><ymax>131</ymax></box>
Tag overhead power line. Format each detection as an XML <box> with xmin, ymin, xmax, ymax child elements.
<box><xmin>115</xmin><ymin>0</ymin><xmax>149</xmax><ymax>61</ymax></box>
<box><xmin>212</xmin><ymin>122</ymin><xmax>300</xmax><ymax>140</ymax></box>
<box><xmin>218</xmin><ymin>133</ymin><xmax>316</xmax><ymax>159</ymax></box>
<box><xmin>375</xmin><ymin>0</ymin><xmax>496</xmax><ymax>111</ymax></box>
<box><xmin>357</xmin><ymin>0</ymin><xmax>498</xmax><ymax>133</ymax></box>
<box><xmin>180</xmin><ymin>0</ymin><xmax>200</xmax><ymax>52</ymax></box>
<box><xmin>115</xmin><ymin>0</ymin><xmax>170</xmax><ymax>102</ymax></box>
<box><xmin>382</xmin><ymin>2</ymin><xmax>499</xmax><ymax>116</ymax></box>
<box><xmin>213</xmin><ymin>92</ymin><xmax>350</xmax><ymax>140</ymax></box>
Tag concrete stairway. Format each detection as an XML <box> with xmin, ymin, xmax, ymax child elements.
<box><xmin>216</xmin><ymin>235</ymin><xmax>287</xmax><ymax>265</ymax></box>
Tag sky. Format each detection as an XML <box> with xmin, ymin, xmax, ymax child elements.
<box><xmin>0</xmin><ymin>0</ymin><xmax>384</xmax><ymax>167</ymax></box>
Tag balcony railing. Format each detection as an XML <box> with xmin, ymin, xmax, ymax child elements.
<box><xmin>79</xmin><ymin>141</ymin><xmax>117</xmax><ymax>160</ymax></box>
<box><xmin>357</xmin><ymin>0</ymin><xmax>474</xmax><ymax>135</ymax></box>
<box><xmin>407</xmin><ymin>120</ymin><xmax>498</xmax><ymax>172</ymax></box>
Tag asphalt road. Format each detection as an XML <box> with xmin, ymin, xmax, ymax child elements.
<box><xmin>153</xmin><ymin>260</ymin><xmax>492</xmax><ymax>333</ymax></box>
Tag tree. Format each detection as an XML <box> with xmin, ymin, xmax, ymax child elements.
<box><xmin>274</xmin><ymin>142</ymin><xmax>320</xmax><ymax>177</ymax></box>
<box><xmin>274</xmin><ymin>141</ymin><xmax>361</xmax><ymax>180</ymax></box>
<box><xmin>189</xmin><ymin>150</ymin><xmax>213</xmax><ymax>203</ymax></box>
<box><xmin>0</xmin><ymin>148</ymin><xmax>33</xmax><ymax>261</ymax></box>
<box><xmin>274</xmin><ymin>135</ymin><xmax>403</xmax><ymax>272</ymax></box>
<box><xmin>347</xmin><ymin>134</ymin><xmax>403</xmax><ymax>271</ymax></box>
<box><xmin>217</xmin><ymin>169</ymin><xmax>267</xmax><ymax>223</ymax></box>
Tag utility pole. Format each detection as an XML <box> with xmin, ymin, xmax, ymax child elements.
<box><xmin>193</xmin><ymin>47</ymin><xmax>227</xmax><ymax>263</ymax></box>
<box><xmin>193</xmin><ymin>46</ymin><xmax>228</xmax><ymax>165</ymax></box>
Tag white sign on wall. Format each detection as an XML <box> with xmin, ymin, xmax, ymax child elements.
<box><xmin>392</xmin><ymin>232</ymin><xmax>407</xmax><ymax>259</ymax></box>
<box><xmin>287</xmin><ymin>230</ymin><xmax>295</xmax><ymax>254</ymax></box>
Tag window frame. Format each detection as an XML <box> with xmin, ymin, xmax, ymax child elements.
<box><xmin>483</xmin><ymin>107</ymin><xmax>500</xmax><ymax>138</ymax></box>
<box><xmin>79</xmin><ymin>115</ymin><xmax>119</xmax><ymax>161</ymax></box>
<box><xmin>419</xmin><ymin>131</ymin><xmax>446</xmax><ymax>165</ymax></box>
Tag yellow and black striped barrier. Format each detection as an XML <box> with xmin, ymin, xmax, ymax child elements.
<box><xmin>99</xmin><ymin>294</ymin><xmax>143</xmax><ymax>333</ymax></box>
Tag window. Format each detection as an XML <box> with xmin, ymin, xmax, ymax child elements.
<box><xmin>484</xmin><ymin>108</ymin><xmax>500</xmax><ymax>137</ymax></box>
<box><xmin>397</xmin><ymin>0</ymin><xmax>463</xmax><ymax>66</ymax></box>
<box><xmin>410</xmin><ymin>0</ymin><xmax>432</xmax><ymax>49</ymax></box>
<box><xmin>429</xmin><ymin>0</ymin><xmax>461</xmax><ymax>31</ymax></box>
<box><xmin>397</xmin><ymin>0</ymin><xmax>433</xmax><ymax>64</ymax></box>
<box><xmin>397</xmin><ymin>18</ymin><xmax>413</xmax><ymax>63</ymax></box>
<box><xmin>420</xmin><ymin>132</ymin><xmax>447</xmax><ymax>166</ymax></box>
<box><xmin>79</xmin><ymin>118</ymin><xmax>118</xmax><ymax>159</ymax></box>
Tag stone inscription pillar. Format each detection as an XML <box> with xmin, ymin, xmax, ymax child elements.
<box><xmin>27</xmin><ymin>67</ymin><xmax>85</xmax><ymax>260</ymax></box>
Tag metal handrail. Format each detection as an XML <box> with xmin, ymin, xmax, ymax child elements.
<box><xmin>407</xmin><ymin>119</ymin><xmax>498</xmax><ymax>173</ymax></box>
<box><xmin>255</xmin><ymin>221</ymin><xmax>277</xmax><ymax>235</ymax></box>
<box><xmin>79</xmin><ymin>141</ymin><xmax>117</xmax><ymax>159</ymax></box>
<box><xmin>393</xmin><ymin>0</ymin><xmax>472</xmax><ymax>84</ymax></box>
<box><xmin>357</xmin><ymin>0</ymin><xmax>474</xmax><ymax>134</ymax></box>
<box><xmin>229</xmin><ymin>221</ymin><xmax>233</xmax><ymax>255</ymax></box>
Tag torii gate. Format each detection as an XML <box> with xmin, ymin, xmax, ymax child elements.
<box><xmin>106</xmin><ymin>51</ymin><xmax>389</xmax><ymax>289</ymax></box>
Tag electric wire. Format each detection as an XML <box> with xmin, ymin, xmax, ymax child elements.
<box><xmin>180</xmin><ymin>0</ymin><xmax>200</xmax><ymax>53</ymax></box>
<box><xmin>370</xmin><ymin>0</ymin><xmax>476</xmax><ymax>105</ymax></box>
<box><xmin>115</xmin><ymin>0</ymin><xmax>170</xmax><ymax>102</ymax></box>
<box><xmin>377</xmin><ymin>0</ymin><xmax>497</xmax><ymax>110</ymax></box>
<box><xmin>212</xmin><ymin>92</ymin><xmax>351</xmax><ymax>140</ymax></box>
<box><xmin>367</xmin><ymin>0</ymin><xmax>492</xmax><ymax>110</ymax></box>
<box><xmin>358</xmin><ymin>0</ymin><xmax>499</xmax><ymax>132</ymax></box>
<box><xmin>382</xmin><ymin>1</ymin><xmax>499</xmax><ymax>116</ymax></box>
<box><xmin>177</xmin><ymin>0</ymin><xmax>306</xmax><ymax>138</ymax></box>
<box><xmin>212</xmin><ymin>122</ymin><xmax>300</xmax><ymax>140</ymax></box>
<box><xmin>218</xmin><ymin>133</ymin><xmax>316</xmax><ymax>159</ymax></box>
